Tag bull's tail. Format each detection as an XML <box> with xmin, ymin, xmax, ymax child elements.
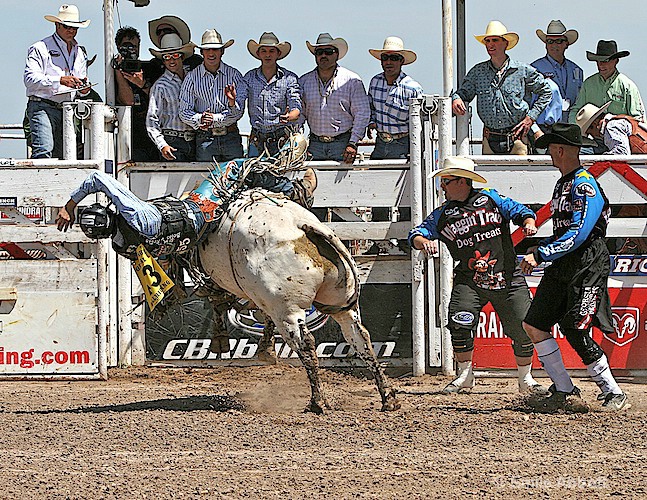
<box><xmin>300</xmin><ymin>223</ymin><xmax>360</xmax><ymax>315</ymax></box>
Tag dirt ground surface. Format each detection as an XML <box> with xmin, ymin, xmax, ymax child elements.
<box><xmin>0</xmin><ymin>365</ymin><xmax>646</xmax><ymax>499</ymax></box>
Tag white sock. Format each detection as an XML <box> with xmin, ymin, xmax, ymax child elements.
<box><xmin>535</xmin><ymin>338</ymin><xmax>574</xmax><ymax>393</ymax></box>
<box><xmin>587</xmin><ymin>354</ymin><xmax>622</xmax><ymax>395</ymax></box>
<box><xmin>517</xmin><ymin>363</ymin><xmax>537</xmax><ymax>389</ymax></box>
<box><xmin>452</xmin><ymin>360</ymin><xmax>474</xmax><ymax>386</ymax></box>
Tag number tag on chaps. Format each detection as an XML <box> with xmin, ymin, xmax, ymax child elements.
<box><xmin>132</xmin><ymin>244</ymin><xmax>175</xmax><ymax>311</ymax></box>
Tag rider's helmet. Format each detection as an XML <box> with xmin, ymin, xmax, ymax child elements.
<box><xmin>78</xmin><ymin>203</ymin><xmax>116</xmax><ymax>239</ymax></box>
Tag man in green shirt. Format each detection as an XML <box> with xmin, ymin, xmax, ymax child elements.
<box><xmin>570</xmin><ymin>40</ymin><xmax>645</xmax><ymax>122</ymax></box>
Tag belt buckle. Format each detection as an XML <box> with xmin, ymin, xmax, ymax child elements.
<box><xmin>379</xmin><ymin>132</ymin><xmax>394</xmax><ymax>143</ymax></box>
<box><xmin>183</xmin><ymin>131</ymin><xmax>194</xmax><ymax>141</ymax></box>
<box><xmin>211</xmin><ymin>127</ymin><xmax>227</xmax><ymax>136</ymax></box>
<box><xmin>319</xmin><ymin>135</ymin><xmax>335</xmax><ymax>143</ymax></box>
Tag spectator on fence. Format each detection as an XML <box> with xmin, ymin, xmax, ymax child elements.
<box><xmin>531</xmin><ymin>20</ymin><xmax>583</xmax><ymax>123</ymax></box>
<box><xmin>236</xmin><ymin>32</ymin><xmax>302</xmax><ymax>157</ymax></box>
<box><xmin>452</xmin><ymin>21</ymin><xmax>551</xmax><ymax>155</ymax></box>
<box><xmin>409</xmin><ymin>156</ymin><xmax>546</xmax><ymax>395</ymax></box>
<box><xmin>521</xmin><ymin>123</ymin><xmax>630</xmax><ymax>411</ymax></box>
<box><xmin>569</xmin><ymin>40</ymin><xmax>645</xmax><ymax>123</ymax></box>
<box><xmin>146</xmin><ymin>34</ymin><xmax>197</xmax><ymax>161</ymax></box>
<box><xmin>146</xmin><ymin>15</ymin><xmax>202</xmax><ymax>83</ymax></box>
<box><xmin>576</xmin><ymin>101</ymin><xmax>647</xmax><ymax>155</ymax></box>
<box><xmin>367</xmin><ymin>37</ymin><xmax>423</xmax><ymax>159</ymax></box>
<box><xmin>114</xmin><ymin>26</ymin><xmax>158</xmax><ymax>161</ymax></box>
<box><xmin>24</xmin><ymin>4</ymin><xmax>92</xmax><ymax>159</ymax></box>
<box><xmin>179</xmin><ymin>29</ymin><xmax>244</xmax><ymax>162</ymax></box>
<box><xmin>299</xmin><ymin>33</ymin><xmax>370</xmax><ymax>163</ymax></box>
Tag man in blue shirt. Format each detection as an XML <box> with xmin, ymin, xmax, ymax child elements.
<box><xmin>532</xmin><ymin>20</ymin><xmax>583</xmax><ymax>123</ymax></box>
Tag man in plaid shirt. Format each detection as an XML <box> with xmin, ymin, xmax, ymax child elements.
<box><xmin>367</xmin><ymin>37</ymin><xmax>422</xmax><ymax>159</ymax></box>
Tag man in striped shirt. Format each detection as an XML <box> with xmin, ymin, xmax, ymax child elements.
<box><xmin>367</xmin><ymin>37</ymin><xmax>423</xmax><ymax>159</ymax></box>
<box><xmin>179</xmin><ymin>29</ymin><xmax>244</xmax><ymax>162</ymax></box>
<box><xmin>237</xmin><ymin>32</ymin><xmax>302</xmax><ymax>157</ymax></box>
<box><xmin>146</xmin><ymin>34</ymin><xmax>197</xmax><ymax>161</ymax></box>
<box><xmin>299</xmin><ymin>33</ymin><xmax>370</xmax><ymax>163</ymax></box>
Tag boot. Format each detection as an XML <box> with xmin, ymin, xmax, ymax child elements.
<box><xmin>290</xmin><ymin>168</ymin><xmax>317</xmax><ymax>208</ymax></box>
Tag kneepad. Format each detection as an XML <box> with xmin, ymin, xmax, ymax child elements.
<box><xmin>562</xmin><ymin>328</ymin><xmax>604</xmax><ymax>365</ymax></box>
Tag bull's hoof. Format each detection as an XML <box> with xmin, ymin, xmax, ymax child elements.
<box><xmin>381</xmin><ymin>389</ymin><xmax>401</xmax><ymax>411</ymax></box>
<box><xmin>304</xmin><ymin>399</ymin><xmax>327</xmax><ymax>415</ymax></box>
<box><xmin>257</xmin><ymin>349</ymin><xmax>278</xmax><ymax>365</ymax></box>
<box><xmin>209</xmin><ymin>335</ymin><xmax>231</xmax><ymax>354</ymax></box>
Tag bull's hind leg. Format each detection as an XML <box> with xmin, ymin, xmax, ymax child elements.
<box><xmin>331</xmin><ymin>308</ymin><xmax>401</xmax><ymax>411</ymax></box>
<box><xmin>256</xmin><ymin>313</ymin><xmax>277</xmax><ymax>364</ymax></box>
<box><xmin>274</xmin><ymin>311</ymin><xmax>328</xmax><ymax>414</ymax></box>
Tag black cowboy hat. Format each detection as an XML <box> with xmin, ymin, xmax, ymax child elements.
<box><xmin>586</xmin><ymin>40</ymin><xmax>630</xmax><ymax>62</ymax></box>
<box><xmin>535</xmin><ymin>123</ymin><xmax>596</xmax><ymax>149</ymax></box>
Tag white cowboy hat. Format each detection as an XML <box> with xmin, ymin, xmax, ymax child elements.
<box><xmin>247</xmin><ymin>32</ymin><xmax>291</xmax><ymax>60</ymax></box>
<box><xmin>432</xmin><ymin>156</ymin><xmax>488</xmax><ymax>183</ymax></box>
<box><xmin>149</xmin><ymin>33</ymin><xmax>195</xmax><ymax>59</ymax></box>
<box><xmin>536</xmin><ymin>20</ymin><xmax>578</xmax><ymax>45</ymax></box>
<box><xmin>369</xmin><ymin>36</ymin><xmax>417</xmax><ymax>65</ymax></box>
<box><xmin>576</xmin><ymin>101</ymin><xmax>612</xmax><ymax>135</ymax></box>
<box><xmin>44</xmin><ymin>4</ymin><xmax>90</xmax><ymax>28</ymax></box>
<box><xmin>148</xmin><ymin>15</ymin><xmax>191</xmax><ymax>48</ymax></box>
<box><xmin>306</xmin><ymin>33</ymin><xmax>348</xmax><ymax>60</ymax></box>
<box><xmin>198</xmin><ymin>29</ymin><xmax>234</xmax><ymax>50</ymax></box>
<box><xmin>474</xmin><ymin>21</ymin><xmax>518</xmax><ymax>50</ymax></box>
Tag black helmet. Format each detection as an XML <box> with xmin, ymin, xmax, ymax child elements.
<box><xmin>79</xmin><ymin>203</ymin><xmax>116</xmax><ymax>239</ymax></box>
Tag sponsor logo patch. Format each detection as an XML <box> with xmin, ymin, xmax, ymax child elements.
<box><xmin>473</xmin><ymin>195</ymin><xmax>489</xmax><ymax>207</ymax></box>
<box><xmin>452</xmin><ymin>311</ymin><xmax>475</xmax><ymax>326</ymax></box>
<box><xmin>575</xmin><ymin>182</ymin><xmax>596</xmax><ymax>197</ymax></box>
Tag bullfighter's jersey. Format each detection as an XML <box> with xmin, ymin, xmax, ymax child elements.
<box><xmin>408</xmin><ymin>188</ymin><xmax>535</xmax><ymax>290</ymax></box>
<box><xmin>535</xmin><ymin>167</ymin><xmax>610</xmax><ymax>263</ymax></box>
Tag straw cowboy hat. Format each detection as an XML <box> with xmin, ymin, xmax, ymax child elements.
<box><xmin>536</xmin><ymin>20</ymin><xmax>578</xmax><ymax>45</ymax></box>
<box><xmin>369</xmin><ymin>36</ymin><xmax>417</xmax><ymax>65</ymax></box>
<box><xmin>432</xmin><ymin>156</ymin><xmax>488</xmax><ymax>184</ymax></box>
<box><xmin>44</xmin><ymin>4</ymin><xmax>90</xmax><ymax>28</ymax></box>
<box><xmin>198</xmin><ymin>29</ymin><xmax>234</xmax><ymax>50</ymax></box>
<box><xmin>247</xmin><ymin>32</ymin><xmax>291</xmax><ymax>60</ymax></box>
<box><xmin>148</xmin><ymin>15</ymin><xmax>191</xmax><ymax>48</ymax></box>
<box><xmin>474</xmin><ymin>21</ymin><xmax>518</xmax><ymax>50</ymax></box>
<box><xmin>149</xmin><ymin>33</ymin><xmax>195</xmax><ymax>59</ymax></box>
<box><xmin>306</xmin><ymin>33</ymin><xmax>348</xmax><ymax>60</ymax></box>
<box><xmin>586</xmin><ymin>40</ymin><xmax>630</xmax><ymax>61</ymax></box>
<box><xmin>535</xmin><ymin>123</ymin><xmax>596</xmax><ymax>149</ymax></box>
<box><xmin>575</xmin><ymin>101</ymin><xmax>612</xmax><ymax>135</ymax></box>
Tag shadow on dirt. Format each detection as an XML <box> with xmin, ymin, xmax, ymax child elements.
<box><xmin>6</xmin><ymin>394</ymin><xmax>246</xmax><ymax>415</ymax></box>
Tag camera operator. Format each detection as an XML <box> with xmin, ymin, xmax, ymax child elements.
<box><xmin>114</xmin><ymin>26</ymin><xmax>157</xmax><ymax>161</ymax></box>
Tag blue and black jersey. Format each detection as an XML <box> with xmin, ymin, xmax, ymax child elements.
<box><xmin>409</xmin><ymin>188</ymin><xmax>535</xmax><ymax>290</ymax></box>
<box><xmin>535</xmin><ymin>167</ymin><xmax>610</xmax><ymax>263</ymax></box>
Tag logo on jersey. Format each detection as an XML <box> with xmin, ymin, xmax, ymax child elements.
<box><xmin>452</xmin><ymin>311</ymin><xmax>475</xmax><ymax>326</ymax></box>
<box><xmin>604</xmin><ymin>307</ymin><xmax>641</xmax><ymax>347</ymax></box>
<box><xmin>575</xmin><ymin>182</ymin><xmax>596</xmax><ymax>197</ymax></box>
<box><xmin>473</xmin><ymin>195</ymin><xmax>489</xmax><ymax>207</ymax></box>
<box><xmin>445</xmin><ymin>207</ymin><xmax>459</xmax><ymax>216</ymax></box>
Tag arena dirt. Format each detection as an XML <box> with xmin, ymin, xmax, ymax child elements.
<box><xmin>0</xmin><ymin>365</ymin><xmax>645</xmax><ymax>498</ymax></box>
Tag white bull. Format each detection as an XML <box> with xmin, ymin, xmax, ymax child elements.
<box><xmin>199</xmin><ymin>189</ymin><xmax>400</xmax><ymax>413</ymax></box>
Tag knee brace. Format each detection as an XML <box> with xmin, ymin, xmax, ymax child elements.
<box><xmin>511</xmin><ymin>340</ymin><xmax>535</xmax><ymax>358</ymax></box>
<box><xmin>562</xmin><ymin>328</ymin><xmax>604</xmax><ymax>365</ymax></box>
<box><xmin>450</xmin><ymin>327</ymin><xmax>474</xmax><ymax>353</ymax></box>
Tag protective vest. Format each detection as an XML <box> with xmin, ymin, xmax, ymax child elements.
<box><xmin>608</xmin><ymin>115</ymin><xmax>647</xmax><ymax>153</ymax></box>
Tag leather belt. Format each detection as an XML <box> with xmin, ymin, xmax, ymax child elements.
<box><xmin>197</xmin><ymin>124</ymin><xmax>239</xmax><ymax>138</ymax></box>
<box><xmin>28</xmin><ymin>96</ymin><xmax>63</xmax><ymax>110</ymax></box>
<box><xmin>251</xmin><ymin>128</ymin><xmax>288</xmax><ymax>142</ymax></box>
<box><xmin>483</xmin><ymin>126</ymin><xmax>514</xmax><ymax>139</ymax></box>
<box><xmin>310</xmin><ymin>130</ymin><xmax>351</xmax><ymax>143</ymax></box>
<box><xmin>163</xmin><ymin>129</ymin><xmax>196</xmax><ymax>141</ymax></box>
<box><xmin>378</xmin><ymin>131</ymin><xmax>409</xmax><ymax>143</ymax></box>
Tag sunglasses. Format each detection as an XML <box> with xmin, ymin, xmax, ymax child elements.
<box><xmin>162</xmin><ymin>53</ymin><xmax>183</xmax><ymax>60</ymax></box>
<box><xmin>156</xmin><ymin>27</ymin><xmax>177</xmax><ymax>37</ymax></box>
<box><xmin>57</xmin><ymin>23</ymin><xmax>78</xmax><ymax>31</ymax></box>
<box><xmin>381</xmin><ymin>53</ymin><xmax>404</xmax><ymax>62</ymax></box>
<box><xmin>440</xmin><ymin>177</ymin><xmax>461</xmax><ymax>186</ymax></box>
<box><xmin>314</xmin><ymin>48</ymin><xmax>337</xmax><ymax>56</ymax></box>
<box><xmin>546</xmin><ymin>38</ymin><xmax>568</xmax><ymax>45</ymax></box>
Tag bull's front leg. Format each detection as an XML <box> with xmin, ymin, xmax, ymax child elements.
<box><xmin>296</xmin><ymin>319</ymin><xmax>329</xmax><ymax>414</ymax></box>
<box><xmin>257</xmin><ymin>313</ymin><xmax>278</xmax><ymax>364</ymax></box>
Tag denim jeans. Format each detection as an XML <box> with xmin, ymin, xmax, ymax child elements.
<box><xmin>370</xmin><ymin>135</ymin><xmax>410</xmax><ymax>159</ymax></box>
<box><xmin>248</xmin><ymin>138</ymin><xmax>282</xmax><ymax>158</ymax></box>
<box><xmin>27</xmin><ymin>99</ymin><xmax>62</xmax><ymax>159</ymax></box>
<box><xmin>307</xmin><ymin>138</ymin><xmax>348</xmax><ymax>161</ymax></box>
<box><xmin>164</xmin><ymin>134</ymin><xmax>196</xmax><ymax>161</ymax></box>
<box><xmin>196</xmin><ymin>131</ymin><xmax>244</xmax><ymax>163</ymax></box>
<box><xmin>245</xmin><ymin>171</ymin><xmax>293</xmax><ymax>196</ymax></box>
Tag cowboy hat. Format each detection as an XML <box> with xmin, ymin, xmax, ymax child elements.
<box><xmin>474</xmin><ymin>21</ymin><xmax>518</xmax><ymax>50</ymax></box>
<box><xmin>432</xmin><ymin>156</ymin><xmax>487</xmax><ymax>183</ymax></box>
<box><xmin>586</xmin><ymin>40</ymin><xmax>630</xmax><ymax>61</ymax></box>
<box><xmin>149</xmin><ymin>33</ymin><xmax>195</xmax><ymax>59</ymax></box>
<box><xmin>576</xmin><ymin>102</ymin><xmax>612</xmax><ymax>135</ymax></box>
<box><xmin>198</xmin><ymin>29</ymin><xmax>234</xmax><ymax>50</ymax></box>
<box><xmin>148</xmin><ymin>15</ymin><xmax>191</xmax><ymax>48</ymax></box>
<box><xmin>535</xmin><ymin>123</ymin><xmax>596</xmax><ymax>149</ymax></box>
<box><xmin>44</xmin><ymin>4</ymin><xmax>90</xmax><ymax>28</ymax></box>
<box><xmin>369</xmin><ymin>36</ymin><xmax>417</xmax><ymax>65</ymax></box>
<box><xmin>536</xmin><ymin>20</ymin><xmax>578</xmax><ymax>45</ymax></box>
<box><xmin>247</xmin><ymin>32</ymin><xmax>291</xmax><ymax>60</ymax></box>
<box><xmin>306</xmin><ymin>33</ymin><xmax>348</xmax><ymax>60</ymax></box>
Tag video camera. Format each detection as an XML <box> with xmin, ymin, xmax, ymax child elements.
<box><xmin>112</xmin><ymin>42</ymin><xmax>142</xmax><ymax>73</ymax></box>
